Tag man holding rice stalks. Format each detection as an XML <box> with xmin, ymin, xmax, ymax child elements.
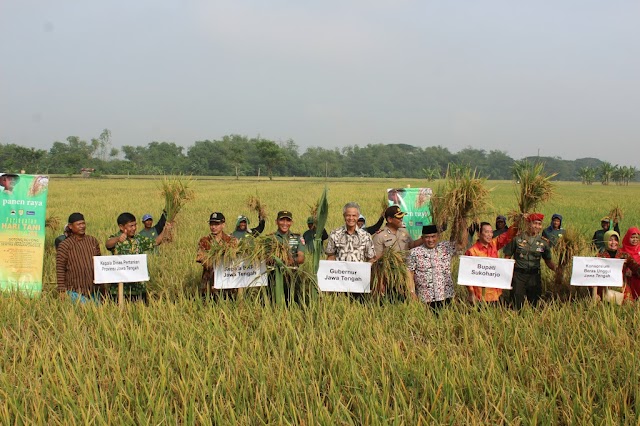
<box><xmin>465</xmin><ymin>220</ymin><xmax>518</xmax><ymax>305</ymax></box>
<box><xmin>105</xmin><ymin>212</ymin><xmax>171</xmax><ymax>302</ymax></box>
<box><xmin>196</xmin><ymin>212</ymin><xmax>237</xmax><ymax>299</ymax></box>
<box><xmin>326</xmin><ymin>202</ymin><xmax>375</xmax><ymax>263</ymax></box>
<box><xmin>592</xmin><ymin>216</ymin><xmax>621</xmax><ymax>252</ymax></box>
<box><xmin>232</xmin><ymin>215</ymin><xmax>265</xmax><ymax>240</ymax></box>
<box><xmin>269</xmin><ymin>210</ymin><xmax>305</xmax><ymax>305</ymax></box>
<box><xmin>503</xmin><ymin>213</ymin><xmax>557</xmax><ymax>309</ymax></box>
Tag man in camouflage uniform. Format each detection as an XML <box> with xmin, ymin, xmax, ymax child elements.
<box><xmin>270</xmin><ymin>210</ymin><xmax>305</xmax><ymax>304</ymax></box>
<box><xmin>105</xmin><ymin>212</ymin><xmax>171</xmax><ymax>302</ymax></box>
<box><xmin>503</xmin><ymin>213</ymin><xmax>557</xmax><ymax>309</ymax></box>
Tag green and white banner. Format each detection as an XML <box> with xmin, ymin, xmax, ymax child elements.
<box><xmin>387</xmin><ymin>187</ymin><xmax>432</xmax><ymax>240</ymax></box>
<box><xmin>0</xmin><ymin>173</ymin><xmax>49</xmax><ymax>295</ymax></box>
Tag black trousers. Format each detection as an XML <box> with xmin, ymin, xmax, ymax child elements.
<box><xmin>511</xmin><ymin>271</ymin><xmax>541</xmax><ymax>310</ymax></box>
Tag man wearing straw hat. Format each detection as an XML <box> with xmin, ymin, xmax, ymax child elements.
<box><xmin>503</xmin><ymin>213</ymin><xmax>557</xmax><ymax>309</ymax></box>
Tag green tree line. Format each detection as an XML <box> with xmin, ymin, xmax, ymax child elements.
<box><xmin>0</xmin><ymin>131</ymin><xmax>635</xmax><ymax>182</ymax></box>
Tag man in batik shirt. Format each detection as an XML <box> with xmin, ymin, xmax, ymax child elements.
<box><xmin>407</xmin><ymin>224</ymin><xmax>459</xmax><ymax>310</ymax></box>
<box><xmin>325</xmin><ymin>202</ymin><xmax>375</xmax><ymax>263</ymax></box>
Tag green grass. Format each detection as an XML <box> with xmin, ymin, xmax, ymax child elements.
<box><xmin>6</xmin><ymin>177</ymin><xmax>640</xmax><ymax>423</ymax></box>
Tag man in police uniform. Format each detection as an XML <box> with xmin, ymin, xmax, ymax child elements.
<box><xmin>372</xmin><ymin>205</ymin><xmax>421</xmax><ymax>259</ymax></box>
<box><xmin>503</xmin><ymin>212</ymin><xmax>557</xmax><ymax>309</ymax></box>
<box><xmin>269</xmin><ymin>210</ymin><xmax>305</xmax><ymax>304</ymax></box>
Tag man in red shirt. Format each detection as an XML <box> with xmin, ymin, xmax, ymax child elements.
<box><xmin>464</xmin><ymin>220</ymin><xmax>517</xmax><ymax>304</ymax></box>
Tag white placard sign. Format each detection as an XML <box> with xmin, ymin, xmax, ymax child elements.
<box><xmin>93</xmin><ymin>255</ymin><xmax>149</xmax><ymax>284</ymax></box>
<box><xmin>213</xmin><ymin>261</ymin><xmax>268</xmax><ymax>289</ymax></box>
<box><xmin>317</xmin><ymin>260</ymin><xmax>371</xmax><ymax>293</ymax></box>
<box><xmin>457</xmin><ymin>255</ymin><xmax>515</xmax><ymax>290</ymax></box>
<box><xmin>570</xmin><ymin>257</ymin><xmax>625</xmax><ymax>287</ymax></box>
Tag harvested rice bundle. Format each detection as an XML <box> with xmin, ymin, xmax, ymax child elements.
<box><xmin>510</xmin><ymin>161</ymin><xmax>557</xmax><ymax>231</ymax></box>
<box><xmin>436</xmin><ymin>165</ymin><xmax>490</xmax><ymax>248</ymax></box>
<box><xmin>159</xmin><ymin>175</ymin><xmax>195</xmax><ymax>242</ymax></box>
<box><xmin>371</xmin><ymin>248</ymin><xmax>410</xmax><ymax>300</ymax></box>
<box><xmin>160</xmin><ymin>175</ymin><xmax>195</xmax><ymax>222</ymax></box>
<box><xmin>551</xmin><ymin>227</ymin><xmax>591</xmax><ymax>298</ymax></box>
<box><xmin>248</xmin><ymin>195</ymin><xmax>268</xmax><ymax>220</ymax></box>
<box><xmin>608</xmin><ymin>205</ymin><xmax>624</xmax><ymax>225</ymax></box>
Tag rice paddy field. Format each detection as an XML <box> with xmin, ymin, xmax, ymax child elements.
<box><xmin>3</xmin><ymin>177</ymin><xmax>640</xmax><ymax>424</ymax></box>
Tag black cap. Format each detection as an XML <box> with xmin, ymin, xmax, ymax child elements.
<box><xmin>208</xmin><ymin>212</ymin><xmax>225</xmax><ymax>223</ymax></box>
<box><xmin>68</xmin><ymin>212</ymin><xmax>85</xmax><ymax>224</ymax></box>
<box><xmin>277</xmin><ymin>210</ymin><xmax>293</xmax><ymax>220</ymax></box>
<box><xmin>421</xmin><ymin>224</ymin><xmax>438</xmax><ymax>236</ymax></box>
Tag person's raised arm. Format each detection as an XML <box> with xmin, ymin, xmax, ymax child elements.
<box><xmin>252</xmin><ymin>217</ymin><xmax>265</xmax><ymax>236</ymax></box>
<box><xmin>154</xmin><ymin>211</ymin><xmax>167</xmax><ymax>234</ymax></box>
<box><xmin>106</xmin><ymin>232</ymin><xmax>126</xmax><ymax>250</ymax></box>
<box><xmin>366</xmin><ymin>215</ymin><xmax>384</xmax><ymax>235</ymax></box>
<box><xmin>155</xmin><ymin>222</ymin><xmax>173</xmax><ymax>246</ymax></box>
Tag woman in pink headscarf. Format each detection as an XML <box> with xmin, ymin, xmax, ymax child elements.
<box><xmin>620</xmin><ymin>227</ymin><xmax>640</xmax><ymax>300</ymax></box>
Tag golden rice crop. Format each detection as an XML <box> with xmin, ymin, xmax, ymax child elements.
<box><xmin>370</xmin><ymin>248</ymin><xmax>410</xmax><ymax>300</ymax></box>
<box><xmin>436</xmin><ymin>165</ymin><xmax>491</xmax><ymax>247</ymax></box>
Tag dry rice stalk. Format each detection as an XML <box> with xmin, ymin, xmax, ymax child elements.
<box><xmin>513</xmin><ymin>161</ymin><xmax>557</xmax><ymax>213</ymax></box>
<box><xmin>551</xmin><ymin>227</ymin><xmax>591</xmax><ymax>298</ymax></box>
<box><xmin>45</xmin><ymin>215</ymin><xmax>61</xmax><ymax>231</ymax></box>
<box><xmin>371</xmin><ymin>249</ymin><xmax>410</xmax><ymax>300</ymax></box>
<box><xmin>160</xmin><ymin>175</ymin><xmax>195</xmax><ymax>242</ymax></box>
<box><xmin>248</xmin><ymin>196</ymin><xmax>268</xmax><ymax>219</ymax></box>
<box><xmin>436</xmin><ymin>165</ymin><xmax>490</xmax><ymax>248</ymax></box>
<box><xmin>308</xmin><ymin>200</ymin><xmax>319</xmax><ymax>221</ymax></box>
<box><xmin>608</xmin><ymin>205</ymin><xmax>624</xmax><ymax>224</ymax></box>
<box><xmin>160</xmin><ymin>175</ymin><xmax>195</xmax><ymax>222</ymax></box>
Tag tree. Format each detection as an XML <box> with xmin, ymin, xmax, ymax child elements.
<box><xmin>577</xmin><ymin>166</ymin><xmax>596</xmax><ymax>185</ymax></box>
<box><xmin>598</xmin><ymin>162</ymin><xmax>615</xmax><ymax>185</ymax></box>
<box><xmin>255</xmin><ymin>140</ymin><xmax>285</xmax><ymax>180</ymax></box>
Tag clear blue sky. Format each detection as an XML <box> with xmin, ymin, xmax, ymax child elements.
<box><xmin>1</xmin><ymin>0</ymin><xmax>638</xmax><ymax>165</ymax></box>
